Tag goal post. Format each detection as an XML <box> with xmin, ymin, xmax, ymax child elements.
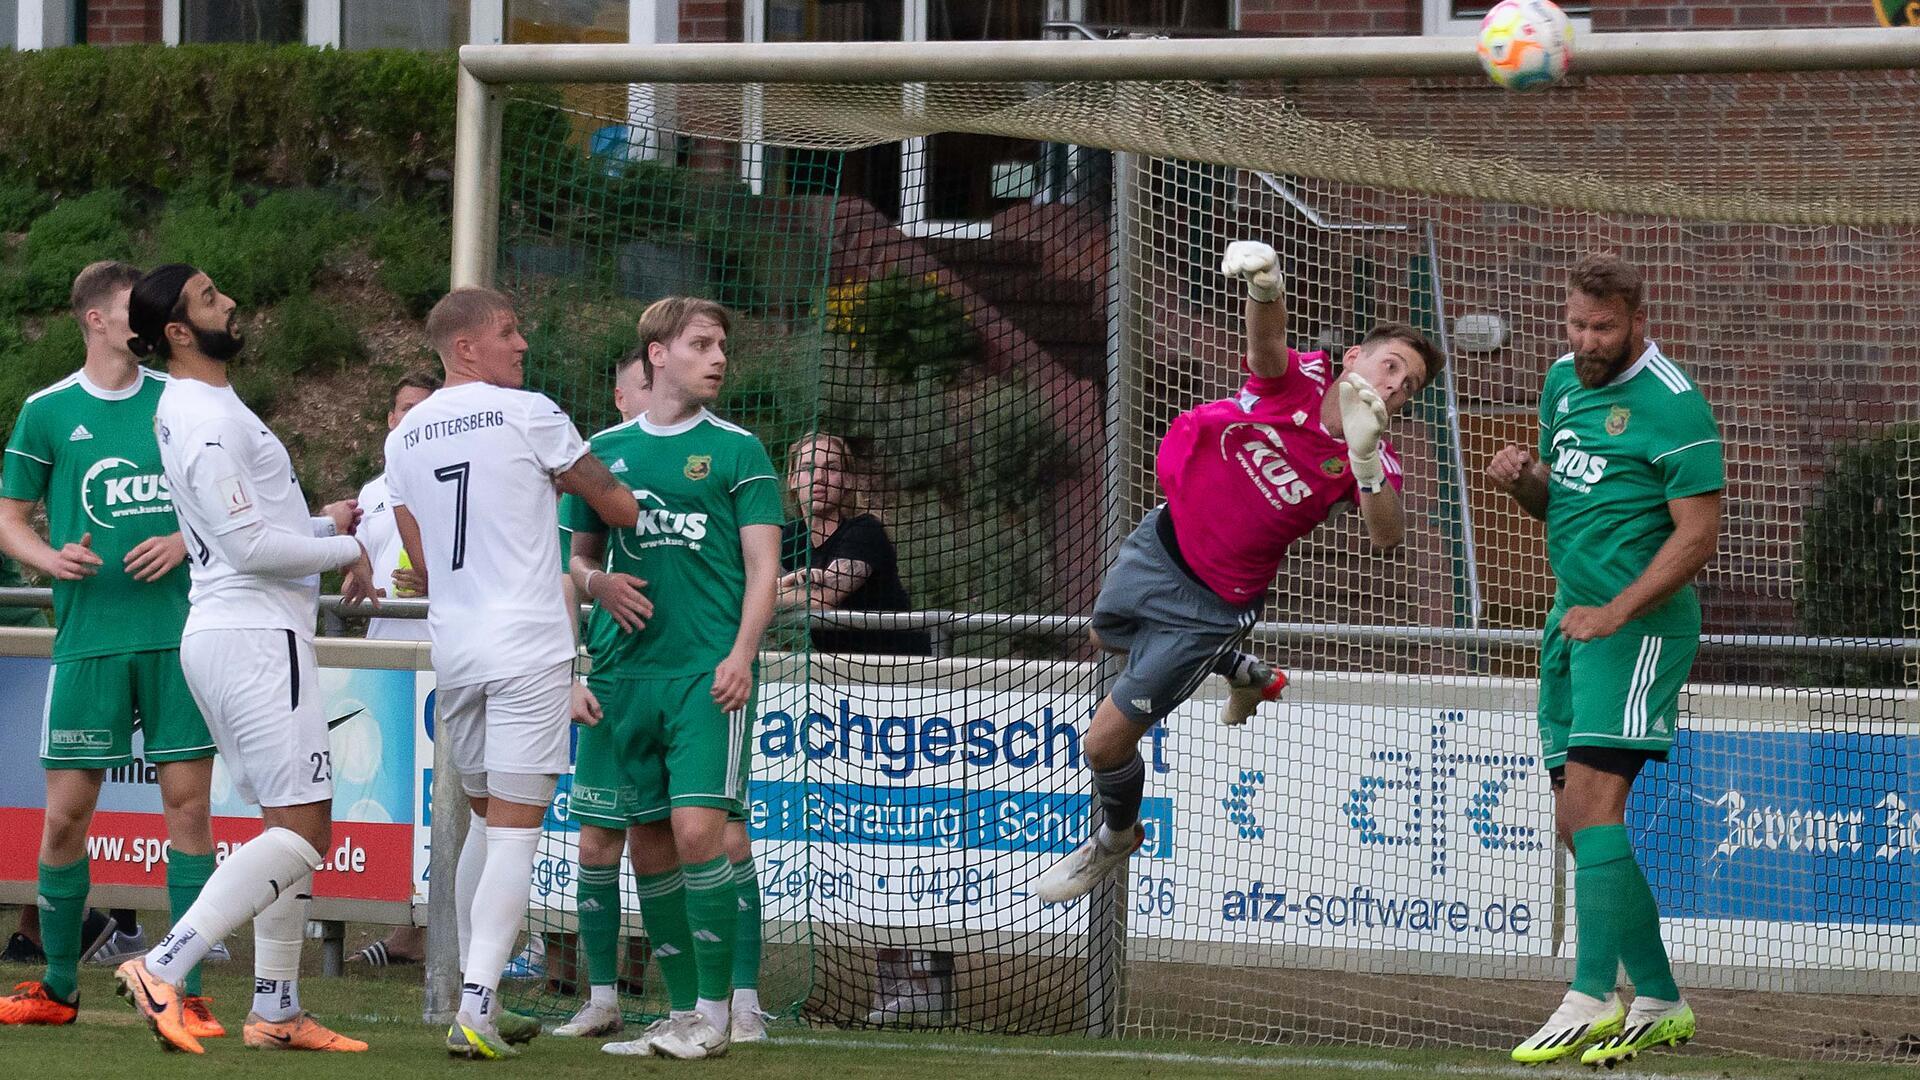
<box><xmin>441</xmin><ymin>28</ymin><xmax>1920</xmax><ymax>1058</ymax></box>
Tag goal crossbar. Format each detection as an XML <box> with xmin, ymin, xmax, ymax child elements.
<box><xmin>455</xmin><ymin>28</ymin><xmax>1920</xmax><ymax>85</ymax></box>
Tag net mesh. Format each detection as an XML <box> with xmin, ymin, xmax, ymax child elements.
<box><xmin>490</xmin><ymin>69</ymin><xmax>1919</xmax><ymax>1059</ymax></box>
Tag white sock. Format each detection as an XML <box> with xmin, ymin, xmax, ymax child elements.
<box><xmin>147</xmin><ymin>828</ymin><xmax>321</xmax><ymax>985</ymax></box>
<box><xmin>459</xmin><ymin>825</ymin><xmax>541</xmax><ymax>1022</ymax></box>
<box><xmin>696</xmin><ymin>997</ymin><xmax>729</xmax><ymax>1033</ymax></box>
<box><xmin>589</xmin><ymin>984</ymin><xmax>617</xmax><ymax>1009</ymax></box>
<box><xmin>253</xmin><ymin>978</ymin><xmax>302</xmax><ymax>1022</ymax></box>
<box><xmin>671</xmin><ymin>1008</ymin><xmax>697</xmax><ymax>1020</ymax></box>
<box><xmin>732</xmin><ymin>988</ymin><xmax>761</xmax><ymax>1015</ymax></box>
<box><xmin>250</xmin><ymin>870</ymin><xmax>312</xmax><ymax>1021</ymax></box>
<box><xmin>455</xmin><ymin>809</ymin><xmax>488</xmax><ymax>973</ymax></box>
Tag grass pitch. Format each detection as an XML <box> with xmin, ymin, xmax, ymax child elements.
<box><xmin>0</xmin><ymin>953</ymin><xmax>1897</xmax><ymax>1079</ymax></box>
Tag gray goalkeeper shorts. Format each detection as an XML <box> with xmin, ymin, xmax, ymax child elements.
<box><xmin>1091</xmin><ymin>506</ymin><xmax>1260</xmax><ymax>725</ymax></box>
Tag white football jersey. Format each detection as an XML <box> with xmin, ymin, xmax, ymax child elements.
<box><xmin>356</xmin><ymin>472</ymin><xmax>429</xmax><ymax>643</ymax></box>
<box><xmin>155</xmin><ymin>377</ymin><xmax>344</xmax><ymax>638</ymax></box>
<box><xmin>384</xmin><ymin>381</ymin><xmax>586</xmax><ymax>688</ymax></box>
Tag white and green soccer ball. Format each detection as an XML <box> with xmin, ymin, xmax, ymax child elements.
<box><xmin>1476</xmin><ymin>0</ymin><xmax>1573</xmax><ymax>91</ymax></box>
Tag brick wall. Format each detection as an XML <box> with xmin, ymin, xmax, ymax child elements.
<box><xmin>86</xmin><ymin>0</ymin><xmax>161</xmax><ymax>45</ymax></box>
<box><xmin>680</xmin><ymin>0</ymin><xmax>738</xmax><ymax>42</ymax></box>
<box><xmin>1240</xmin><ymin>0</ymin><xmax>1421</xmax><ymax>36</ymax></box>
<box><xmin>1592</xmin><ymin>1</ymin><xmax>1879</xmax><ymax>31</ymax></box>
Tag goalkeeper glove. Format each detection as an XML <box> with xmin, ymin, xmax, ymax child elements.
<box><xmin>1338</xmin><ymin>373</ymin><xmax>1390</xmax><ymax>493</ymax></box>
<box><xmin>1221</xmin><ymin>240</ymin><xmax>1283</xmax><ymax>303</ymax></box>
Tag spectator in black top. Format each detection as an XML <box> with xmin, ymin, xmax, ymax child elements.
<box><xmin>777</xmin><ymin>434</ymin><xmax>931</xmax><ymax>657</ymax></box>
<box><xmin>776</xmin><ymin>433</ymin><xmax>950</xmax><ymax>1025</ymax></box>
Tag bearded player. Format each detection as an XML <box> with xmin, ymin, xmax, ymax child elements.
<box><xmin>1035</xmin><ymin>240</ymin><xmax>1441</xmax><ymax>903</ymax></box>
<box><xmin>1493</xmin><ymin>253</ymin><xmax>1718</xmax><ymax>1068</ymax></box>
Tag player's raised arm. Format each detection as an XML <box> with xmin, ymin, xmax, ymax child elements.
<box><xmin>1222</xmin><ymin>239</ymin><xmax>1288</xmax><ymax>379</ymax></box>
<box><xmin>1338</xmin><ymin>375</ymin><xmax>1404</xmax><ymax>551</ymax></box>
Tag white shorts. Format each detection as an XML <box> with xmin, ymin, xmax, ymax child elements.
<box><xmin>435</xmin><ymin>660</ymin><xmax>572</xmax><ymax>793</ymax></box>
<box><xmin>179</xmin><ymin>628</ymin><xmax>332</xmax><ymax>809</ymax></box>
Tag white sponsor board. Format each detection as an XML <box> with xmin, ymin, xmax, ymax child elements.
<box><xmin>1137</xmin><ymin>698</ymin><xmax>1554</xmax><ymax>955</ymax></box>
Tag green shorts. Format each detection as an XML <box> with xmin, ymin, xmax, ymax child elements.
<box><xmin>41</xmin><ymin>649</ymin><xmax>214</xmax><ymax>768</ymax></box>
<box><xmin>1537</xmin><ymin>609</ymin><xmax>1695</xmax><ymax>770</ymax></box>
<box><xmin>570</xmin><ymin>672</ymin><xmax>753</xmax><ymax>829</ymax></box>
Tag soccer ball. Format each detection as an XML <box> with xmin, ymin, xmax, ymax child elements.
<box><xmin>1476</xmin><ymin>0</ymin><xmax>1573</xmax><ymax>91</ymax></box>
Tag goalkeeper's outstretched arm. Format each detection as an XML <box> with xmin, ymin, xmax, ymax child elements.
<box><xmin>1222</xmin><ymin>239</ymin><xmax>1288</xmax><ymax>378</ymax></box>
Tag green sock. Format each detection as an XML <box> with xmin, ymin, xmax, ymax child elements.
<box><xmin>683</xmin><ymin>856</ymin><xmax>738</xmax><ymax>1004</ymax></box>
<box><xmin>634</xmin><ymin>868</ymin><xmax>697</xmax><ymax>1012</ymax></box>
<box><xmin>577</xmin><ymin>863</ymin><xmax>622</xmax><ymax>990</ymax></box>
<box><xmin>730</xmin><ymin>857</ymin><xmax>762</xmax><ymax>990</ymax></box>
<box><xmin>37</xmin><ymin>858</ymin><xmax>89</xmax><ymax>1003</ymax></box>
<box><xmin>166</xmin><ymin>850</ymin><xmax>216</xmax><ymax>997</ymax></box>
<box><xmin>1572</xmin><ymin>824</ymin><xmax>1680</xmax><ymax>1001</ymax></box>
<box><xmin>1573</xmin><ymin>824</ymin><xmax>1680</xmax><ymax>1001</ymax></box>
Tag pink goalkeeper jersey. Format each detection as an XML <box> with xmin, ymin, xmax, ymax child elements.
<box><xmin>1156</xmin><ymin>348</ymin><xmax>1404</xmax><ymax>607</ymax></box>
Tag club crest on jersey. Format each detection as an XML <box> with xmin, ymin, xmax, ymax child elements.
<box><xmin>1320</xmin><ymin>457</ymin><xmax>1347</xmax><ymax>478</ymax></box>
<box><xmin>1605</xmin><ymin>405</ymin><xmax>1631</xmax><ymax>436</ymax></box>
<box><xmin>684</xmin><ymin>454</ymin><xmax>712</xmax><ymax>481</ymax></box>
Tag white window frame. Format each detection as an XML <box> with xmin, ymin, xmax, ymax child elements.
<box><xmin>18</xmin><ymin>0</ymin><xmax>74</xmax><ymax>48</ymax></box>
<box><xmin>1422</xmin><ymin>0</ymin><xmax>1591</xmax><ymax>38</ymax></box>
<box><xmin>307</xmin><ymin>0</ymin><xmax>340</xmax><ymax>45</ymax></box>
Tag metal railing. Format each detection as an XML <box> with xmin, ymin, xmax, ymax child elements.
<box><xmin>3</xmin><ymin>588</ymin><xmax>1913</xmax><ymax>659</ymax></box>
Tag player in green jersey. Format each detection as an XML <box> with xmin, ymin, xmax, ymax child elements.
<box><xmin>559</xmin><ymin>298</ymin><xmax>782</xmax><ymax>1060</ymax></box>
<box><xmin>1490</xmin><ymin>254</ymin><xmax>1722</xmax><ymax>1067</ymax></box>
<box><xmin>0</xmin><ymin>262</ymin><xmax>221</xmax><ymax>1034</ymax></box>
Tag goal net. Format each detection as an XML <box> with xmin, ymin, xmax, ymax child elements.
<box><xmin>475</xmin><ymin>47</ymin><xmax>1919</xmax><ymax>1061</ymax></box>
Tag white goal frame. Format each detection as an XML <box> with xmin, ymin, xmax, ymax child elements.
<box><xmin>432</xmin><ymin>26</ymin><xmax>1920</xmax><ymax>1026</ymax></box>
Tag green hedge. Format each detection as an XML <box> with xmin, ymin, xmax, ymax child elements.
<box><xmin>1798</xmin><ymin>425</ymin><xmax>1917</xmax><ymax>687</ymax></box>
<box><xmin>0</xmin><ymin>45</ymin><xmax>456</xmax><ymax>197</ymax></box>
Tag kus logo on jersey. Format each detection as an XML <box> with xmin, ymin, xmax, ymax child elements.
<box><xmin>1219</xmin><ymin>422</ymin><xmax>1311</xmax><ymax>509</ymax></box>
<box><xmin>1548</xmin><ymin>430</ymin><xmax>1609</xmax><ymax>490</ymax></box>
<box><xmin>621</xmin><ymin>489</ymin><xmax>710</xmax><ymax>549</ymax></box>
<box><xmin>80</xmin><ymin>457</ymin><xmax>174</xmax><ymax>529</ymax></box>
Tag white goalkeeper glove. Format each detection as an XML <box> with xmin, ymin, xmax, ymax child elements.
<box><xmin>1221</xmin><ymin>240</ymin><xmax>1283</xmax><ymax>303</ymax></box>
<box><xmin>1337</xmin><ymin>373</ymin><xmax>1390</xmax><ymax>493</ymax></box>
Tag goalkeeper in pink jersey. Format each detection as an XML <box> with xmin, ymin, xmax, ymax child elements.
<box><xmin>1036</xmin><ymin>239</ymin><xmax>1443</xmax><ymax>903</ymax></box>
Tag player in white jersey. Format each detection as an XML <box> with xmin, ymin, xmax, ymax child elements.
<box><xmin>383</xmin><ymin>287</ymin><xmax>639</xmax><ymax>1059</ymax></box>
<box><xmin>113</xmin><ymin>264</ymin><xmax>378</xmax><ymax>1054</ymax></box>
<box><xmin>356</xmin><ymin>369</ymin><xmax>440</xmax><ymax>645</ymax></box>
<box><xmin>341</xmin><ymin>369</ymin><xmax>440</xmax><ymax>970</ymax></box>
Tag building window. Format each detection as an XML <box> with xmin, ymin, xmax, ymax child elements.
<box><xmin>343</xmin><ymin>0</ymin><xmax>467</xmax><ymax>48</ymax></box>
<box><xmin>0</xmin><ymin>0</ymin><xmax>15</xmax><ymax>48</ymax></box>
<box><xmin>506</xmin><ymin>0</ymin><xmax>627</xmax><ymax>43</ymax></box>
<box><xmin>1080</xmin><ymin>0</ymin><xmax>1233</xmax><ymax>33</ymax></box>
<box><xmin>1444</xmin><ymin>1</ymin><xmax>1589</xmax><ymax>17</ymax></box>
<box><xmin>765</xmin><ymin>0</ymin><xmax>898</xmax><ymax>42</ymax></box>
<box><xmin>182</xmin><ymin>0</ymin><xmax>305</xmax><ymax>42</ymax></box>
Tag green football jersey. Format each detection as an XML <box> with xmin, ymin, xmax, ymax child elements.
<box><xmin>1538</xmin><ymin>344</ymin><xmax>1724</xmax><ymax>636</ymax></box>
<box><xmin>561</xmin><ymin>409</ymin><xmax>784</xmax><ymax>677</ymax></box>
<box><xmin>1</xmin><ymin>368</ymin><xmax>190</xmax><ymax>659</ymax></box>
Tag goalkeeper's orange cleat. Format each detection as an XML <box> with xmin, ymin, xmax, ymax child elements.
<box><xmin>182</xmin><ymin>995</ymin><xmax>227</xmax><ymax>1038</ymax></box>
<box><xmin>0</xmin><ymin>981</ymin><xmax>78</xmax><ymax>1025</ymax></box>
<box><xmin>115</xmin><ymin>957</ymin><xmax>203</xmax><ymax>1054</ymax></box>
<box><xmin>243</xmin><ymin>1011</ymin><xmax>369</xmax><ymax>1052</ymax></box>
